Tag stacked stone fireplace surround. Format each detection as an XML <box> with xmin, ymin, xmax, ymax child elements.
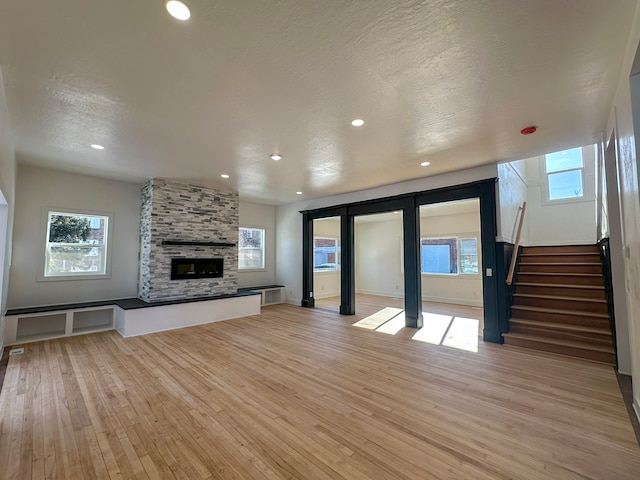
<box><xmin>138</xmin><ymin>179</ymin><xmax>239</xmax><ymax>302</ymax></box>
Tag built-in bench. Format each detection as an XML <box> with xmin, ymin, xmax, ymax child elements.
<box><xmin>3</xmin><ymin>291</ymin><xmax>262</xmax><ymax>345</ymax></box>
<box><xmin>237</xmin><ymin>285</ymin><xmax>285</xmax><ymax>306</ymax></box>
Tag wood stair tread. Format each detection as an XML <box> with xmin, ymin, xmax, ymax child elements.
<box><xmin>509</xmin><ymin>318</ymin><xmax>611</xmax><ymax>335</ymax></box>
<box><xmin>518</xmin><ymin>272</ymin><xmax>602</xmax><ymax>277</ymax></box>
<box><xmin>519</xmin><ymin>262</ymin><xmax>601</xmax><ymax>266</ymax></box>
<box><xmin>515</xmin><ymin>282</ymin><xmax>604</xmax><ymax>290</ymax></box>
<box><xmin>513</xmin><ymin>293</ymin><xmax>606</xmax><ymax>303</ymax></box>
<box><xmin>510</xmin><ymin>305</ymin><xmax>609</xmax><ymax>318</ymax></box>
<box><xmin>502</xmin><ymin>332</ymin><xmax>615</xmax><ymax>353</ymax></box>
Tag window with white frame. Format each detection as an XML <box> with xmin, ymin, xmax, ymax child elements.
<box><xmin>420</xmin><ymin>236</ymin><xmax>478</xmax><ymax>275</ymax></box>
<box><xmin>44</xmin><ymin>211</ymin><xmax>109</xmax><ymax>277</ymax></box>
<box><xmin>459</xmin><ymin>238</ymin><xmax>479</xmax><ymax>274</ymax></box>
<box><xmin>314</xmin><ymin>237</ymin><xmax>340</xmax><ymax>272</ymax></box>
<box><xmin>544</xmin><ymin>147</ymin><xmax>584</xmax><ymax>201</ymax></box>
<box><xmin>238</xmin><ymin>227</ymin><xmax>265</xmax><ymax>270</ymax></box>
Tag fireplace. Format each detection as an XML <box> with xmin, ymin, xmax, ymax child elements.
<box><xmin>171</xmin><ymin>258</ymin><xmax>223</xmax><ymax>280</ymax></box>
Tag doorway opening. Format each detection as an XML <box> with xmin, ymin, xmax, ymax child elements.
<box><xmin>312</xmin><ymin>217</ymin><xmax>341</xmax><ymax>312</ymax></box>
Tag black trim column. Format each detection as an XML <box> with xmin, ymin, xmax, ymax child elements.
<box><xmin>478</xmin><ymin>180</ymin><xmax>501</xmax><ymax>343</ymax></box>
<box><xmin>403</xmin><ymin>202</ymin><xmax>423</xmax><ymax>328</ymax></box>
<box><xmin>301</xmin><ymin>211</ymin><xmax>315</xmax><ymax>308</ymax></box>
<box><xmin>340</xmin><ymin>214</ymin><xmax>355</xmax><ymax>314</ymax></box>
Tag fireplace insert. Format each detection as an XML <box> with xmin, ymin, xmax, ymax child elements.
<box><xmin>171</xmin><ymin>258</ymin><xmax>223</xmax><ymax>280</ymax></box>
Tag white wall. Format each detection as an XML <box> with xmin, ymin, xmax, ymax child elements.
<box><xmin>238</xmin><ymin>201</ymin><xmax>276</xmax><ymax>288</ymax></box>
<box><xmin>522</xmin><ymin>146</ymin><xmax>597</xmax><ymax>246</ymax></box>
<box><xmin>355</xmin><ymin>217</ymin><xmax>404</xmax><ymax>299</ymax></box>
<box><xmin>313</xmin><ymin>217</ymin><xmax>341</xmax><ymax>299</ymax></box>
<box><xmin>7</xmin><ymin>164</ymin><xmax>141</xmax><ymax>308</ymax></box>
<box><xmin>605</xmin><ymin>2</ymin><xmax>640</xmax><ymax>418</ymax></box>
<box><xmin>497</xmin><ymin>161</ymin><xmax>528</xmax><ymax>244</ymax></box>
<box><xmin>0</xmin><ymin>67</ymin><xmax>16</xmax><ymax>351</ymax></box>
<box><xmin>276</xmin><ymin>164</ymin><xmax>497</xmax><ymax>305</ymax></box>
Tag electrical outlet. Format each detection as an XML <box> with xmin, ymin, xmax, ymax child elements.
<box><xmin>9</xmin><ymin>348</ymin><xmax>24</xmax><ymax>356</ymax></box>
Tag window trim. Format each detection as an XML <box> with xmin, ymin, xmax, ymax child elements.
<box><xmin>38</xmin><ymin>207</ymin><xmax>113</xmax><ymax>282</ymax></box>
<box><xmin>238</xmin><ymin>226</ymin><xmax>266</xmax><ymax>271</ymax></box>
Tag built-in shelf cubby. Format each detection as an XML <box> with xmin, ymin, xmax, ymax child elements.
<box><xmin>238</xmin><ymin>285</ymin><xmax>285</xmax><ymax>306</ymax></box>
<box><xmin>4</xmin><ymin>305</ymin><xmax>115</xmax><ymax>346</ymax></box>
<box><xmin>15</xmin><ymin>313</ymin><xmax>67</xmax><ymax>343</ymax></box>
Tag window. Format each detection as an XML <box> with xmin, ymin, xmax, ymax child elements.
<box><xmin>314</xmin><ymin>237</ymin><xmax>340</xmax><ymax>271</ymax></box>
<box><xmin>421</xmin><ymin>238</ymin><xmax>457</xmax><ymax>274</ymax></box>
<box><xmin>459</xmin><ymin>238</ymin><xmax>478</xmax><ymax>274</ymax></box>
<box><xmin>238</xmin><ymin>227</ymin><xmax>265</xmax><ymax>270</ymax></box>
<box><xmin>420</xmin><ymin>237</ymin><xmax>478</xmax><ymax>275</ymax></box>
<box><xmin>545</xmin><ymin>147</ymin><xmax>584</xmax><ymax>200</ymax></box>
<box><xmin>44</xmin><ymin>211</ymin><xmax>109</xmax><ymax>278</ymax></box>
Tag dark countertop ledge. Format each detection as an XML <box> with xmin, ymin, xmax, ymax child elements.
<box><xmin>6</xmin><ymin>291</ymin><xmax>260</xmax><ymax>316</ymax></box>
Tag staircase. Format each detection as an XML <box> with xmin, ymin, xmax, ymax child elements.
<box><xmin>502</xmin><ymin>245</ymin><xmax>616</xmax><ymax>365</ymax></box>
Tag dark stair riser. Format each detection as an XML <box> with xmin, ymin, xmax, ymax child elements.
<box><xmin>518</xmin><ymin>263</ymin><xmax>603</xmax><ymax>274</ymax></box>
<box><xmin>509</xmin><ymin>323</ymin><xmax>613</xmax><ymax>346</ymax></box>
<box><xmin>514</xmin><ymin>284</ymin><xmax>605</xmax><ymax>299</ymax></box>
<box><xmin>512</xmin><ymin>295</ymin><xmax>608</xmax><ymax>314</ymax></box>
<box><xmin>503</xmin><ymin>336</ymin><xmax>615</xmax><ymax>364</ymax></box>
<box><xmin>510</xmin><ymin>307</ymin><xmax>610</xmax><ymax>328</ymax></box>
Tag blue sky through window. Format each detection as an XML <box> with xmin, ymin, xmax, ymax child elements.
<box><xmin>545</xmin><ymin>147</ymin><xmax>584</xmax><ymax>200</ymax></box>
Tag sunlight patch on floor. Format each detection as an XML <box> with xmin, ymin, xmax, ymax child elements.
<box><xmin>411</xmin><ymin>313</ymin><xmax>453</xmax><ymax>344</ymax></box>
<box><xmin>412</xmin><ymin>313</ymin><xmax>479</xmax><ymax>353</ymax></box>
<box><xmin>352</xmin><ymin>307</ymin><xmax>404</xmax><ymax>330</ymax></box>
<box><xmin>441</xmin><ymin>317</ymin><xmax>479</xmax><ymax>352</ymax></box>
<box><xmin>353</xmin><ymin>307</ymin><xmax>480</xmax><ymax>353</ymax></box>
<box><xmin>375</xmin><ymin>311</ymin><xmax>406</xmax><ymax>335</ymax></box>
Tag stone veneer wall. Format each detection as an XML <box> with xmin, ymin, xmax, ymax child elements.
<box><xmin>138</xmin><ymin>179</ymin><xmax>239</xmax><ymax>302</ymax></box>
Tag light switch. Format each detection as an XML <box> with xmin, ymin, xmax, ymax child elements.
<box><xmin>486</xmin><ymin>268</ymin><xmax>493</xmax><ymax>277</ymax></box>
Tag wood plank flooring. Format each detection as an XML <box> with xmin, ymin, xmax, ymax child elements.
<box><xmin>1</xmin><ymin>302</ymin><xmax>639</xmax><ymax>479</ymax></box>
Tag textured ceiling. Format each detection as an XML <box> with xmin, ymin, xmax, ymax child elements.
<box><xmin>0</xmin><ymin>0</ymin><xmax>636</xmax><ymax>204</ymax></box>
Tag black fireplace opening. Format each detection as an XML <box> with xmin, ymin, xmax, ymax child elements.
<box><xmin>171</xmin><ymin>258</ymin><xmax>223</xmax><ymax>280</ymax></box>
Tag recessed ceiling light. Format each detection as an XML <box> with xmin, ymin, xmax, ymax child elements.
<box><xmin>165</xmin><ymin>0</ymin><xmax>191</xmax><ymax>21</ymax></box>
<box><xmin>90</xmin><ymin>144</ymin><xmax>104</xmax><ymax>150</ymax></box>
<box><xmin>220</xmin><ymin>174</ymin><xmax>229</xmax><ymax>179</ymax></box>
<box><xmin>420</xmin><ymin>161</ymin><xmax>430</xmax><ymax>167</ymax></box>
<box><xmin>296</xmin><ymin>191</ymin><xmax>303</xmax><ymax>195</ymax></box>
<box><xmin>270</xmin><ymin>153</ymin><xmax>283</xmax><ymax>161</ymax></box>
<box><xmin>351</xmin><ymin>119</ymin><xmax>365</xmax><ymax>127</ymax></box>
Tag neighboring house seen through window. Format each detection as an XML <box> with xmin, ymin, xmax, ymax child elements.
<box><xmin>314</xmin><ymin>237</ymin><xmax>340</xmax><ymax>271</ymax></box>
<box><xmin>44</xmin><ymin>211</ymin><xmax>109</xmax><ymax>277</ymax></box>
<box><xmin>238</xmin><ymin>227</ymin><xmax>265</xmax><ymax>270</ymax></box>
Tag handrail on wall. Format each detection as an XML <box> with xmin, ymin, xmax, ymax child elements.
<box><xmin>506</xmin><ymin>202</ymin><xmax>526</xmax><ymax>286</ymax></box>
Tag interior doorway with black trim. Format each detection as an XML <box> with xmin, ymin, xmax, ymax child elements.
<box><xmin>312</xmin><ymin>217</ymin><xmax>341</xmax><ymax>312</ymax></box>
<box><xmin>413</xmin><ymin>199</ymin><xmax>484</xmax><ymax>352</ymax></box>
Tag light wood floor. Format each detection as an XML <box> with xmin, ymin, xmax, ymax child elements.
<box><xmin>1</xmin><ymin>303</ymin><xmax>639</xmax><ymax>479</ymax></box>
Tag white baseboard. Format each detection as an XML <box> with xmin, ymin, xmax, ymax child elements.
<box><xmin>355</xmin><ymin>289</ymin><xmax>482</xmax><ymax>308</ymax></box>
<box><xmin>356</xmin><ymin>289</ymin><xmax>403</xmax><ymax>298</ymax></box>
<box><xmin>634</xmin><ymin>400</ymin><xmax>640</xmax><ymax>424</ymax></box>
<box><xmin>422</xmin><ymin>296</ymin><xmax>483</xmax><ymax>308</ymax></box>
<box><xmin>284</xmin><ymin>298</ymin><xmax>299</xmax><ymax>306</ymax></box>
<box><xmin>618</xmin><ymin>368</ymin><xmax>633</xmax><ymax>376</ymax></box>
<box><xmin>313</xmin><ymin>291</ymin><xmax>340</xmax><ymax>300</ymax></box>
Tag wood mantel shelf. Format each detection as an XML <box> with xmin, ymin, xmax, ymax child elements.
<box><xmin>161</xmin><ymin>240</ymin><xmax>236</xmax><ymax>247</ymax></box>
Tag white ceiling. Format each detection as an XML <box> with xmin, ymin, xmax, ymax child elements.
<box><xmin>0</xmin><ymin>0</ymin><xmax>636</xmax><ymax>205</ymax></box>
